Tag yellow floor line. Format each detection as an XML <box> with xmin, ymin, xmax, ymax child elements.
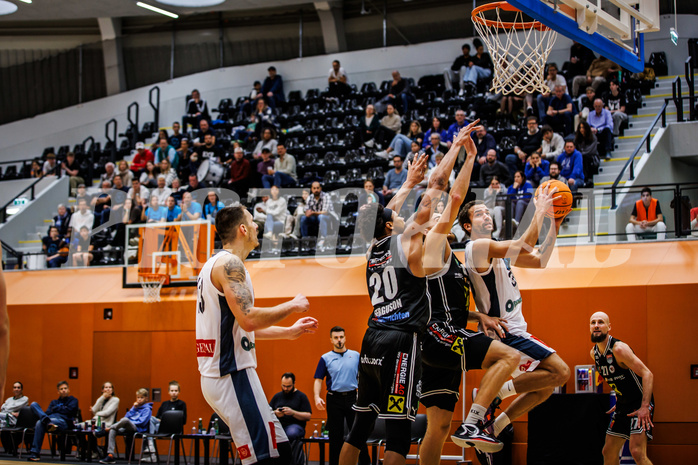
<box><xmin>595</xmin><ymin>181</ymin><xmax>625</xmax><ymax>186</ymax></box>
<box><xmin>647</xmin><ymin>92</ymin><xmax>689</xmax><ymax>98</ymax></box>
<box><xmin>603</xmin><ymin>156</ymin><xmax>641</xmax><ymax>162</ymax></box>
<box><xmin>632</xmin><ymin>112</ymin><xmax>677</xmax><ymax>118</ymax></box>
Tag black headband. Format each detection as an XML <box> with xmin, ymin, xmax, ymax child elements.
<box><xmin>382</xmin><ymin>208</ymin><xmax>394</xmax><ymax>223</ymax></box>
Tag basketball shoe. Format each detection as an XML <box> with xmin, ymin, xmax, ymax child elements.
<box><xmin>451</xmin><ymin>422</ymin><xmax>503</xmax><ymax>452</ymax></box>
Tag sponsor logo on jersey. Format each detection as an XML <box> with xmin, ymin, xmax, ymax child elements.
<box><xmin>241</xmin><ymin>336</ymin><xmax>255</xmax><ymax>352</ymax></box>
<box><xmin>606</xmin><ymin>354</ymin><xmax>614</xmax><ymax>364</ymax></box>
<box><xmin>505</xmin><ymin>297</ymin><xmax>522</xmax><ymax>313</ymax></box>
<box><xmin>374</xmin><ymin>298</ymin><xmax>403</xmax><ymax>317</ymax></box>
<box><xmin>428</xmin><ymin>324</ymin><xmax>456</xmax><ymax>344</ymax></box>
<box><xmin>196</xmin><ymin>339</ymin><xmax>216</xmax><ymax>357</ymax></box>
<box><xmin>519</xmin><ymin>359</ymin><xmax>534</xmax><ymax>372</ymax></box>
<box><xmin>368</xmin><ymin>251</ymin><xmax>392</xmax><ymax>268</ymax></box>
<box><xmin>394</xmin><ymin>352</ymin><xmax>410</xmax><ymax>396</ymax></box>
<box><xmin>361</xmin><ymin>355</ymin><xmax>383</xmax><ymax>366</ymax></box>
<box><xmin>237</xmin><ymin>445</ymin><xmax>251</xmax><ymax>460</ymax></box>
<box><xmin>387</xmin><ymin>395</ymin><xmax>405</xmax><ymax>413</ymax></box>
<box><xmin>451</xmin><ymin>337</ymin><xmax>464</xmax><ymax>355</ymax></box>
<box><xmin>609</xmin><ymin>366</ymin><xmax>615</xmax><ymax>374</ymax></box>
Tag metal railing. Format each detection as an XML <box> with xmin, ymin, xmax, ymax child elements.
<box><xmin>149</xmin><ymin>86</ymin><xmax>161</xmax><ymax>130</ymax></box>
<box><xmin>0</xmin><ymin>175</ymin><xmax>50</xmax><ymax>223</ymax></box>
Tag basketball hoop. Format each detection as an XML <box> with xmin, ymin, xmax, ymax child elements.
<box><xmin>472</xmin><ymin>1</ymin><xmax>558</xmax><ymax>95</ymax></box>
<box><xmin>138</xmin><ymin>273</ymin><xmax>170</xmax><ymax>303</ymax></box>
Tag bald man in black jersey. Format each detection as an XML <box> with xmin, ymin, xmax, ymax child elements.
<box><xmin>590</xmin><ymin>312</ymin><xmax>655</xmax><ymax>465</ymax></box>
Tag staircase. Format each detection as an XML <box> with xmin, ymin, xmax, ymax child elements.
<box><xmin>556</xmin><ymin>76</ymin><xmax>693</xmax><ymax>245</ymax></box>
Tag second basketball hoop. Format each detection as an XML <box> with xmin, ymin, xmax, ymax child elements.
<box><xmin>471</xmin><ymin>1</ymin><xmax>557</xmax><ymax>95</ymax></box>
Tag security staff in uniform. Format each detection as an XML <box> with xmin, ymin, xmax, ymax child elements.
<box><xmin>313</xmin><ymin>327</ymin><xmax>370</xmax><ymax>465</ymax></box>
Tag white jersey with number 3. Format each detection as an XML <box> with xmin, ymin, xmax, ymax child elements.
<box><xmin>196</xmin><ymin>250</ymin><xmax>257</xmax><ymax>377</ymax></box>
<box><xmin>464</xmin><ymin>240</ymin><xmax>528</xmax><ymax>337</ymax></box>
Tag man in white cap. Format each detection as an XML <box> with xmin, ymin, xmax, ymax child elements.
<box><xmin>131</xmin><ymin>142</ymin><xmax>154</xmax><ymax>173</ymax></box>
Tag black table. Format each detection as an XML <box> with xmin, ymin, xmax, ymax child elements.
<box><xmin>177</xmin><ymin>433</ymin><xmax>213</xmax><ymax>465</ymax></box>
<box><xmin>302</xmin><ymin>436</ymin><xmax>329</xmax><ymax>465</ymax></box>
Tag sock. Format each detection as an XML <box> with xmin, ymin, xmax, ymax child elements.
<box><xmin>493</xmin><ymin>413</ymin><xmax>511</xmax><ymax>438</ymax></box>
<box><xmin>497</xmin><ymin>380</ymin><xmax>517</xmax><ymax>400</ymax></box>
<box><xmin>464</xmin><ymin>403</ymin><xmax>487</xmax><ymax>425</ymax></box>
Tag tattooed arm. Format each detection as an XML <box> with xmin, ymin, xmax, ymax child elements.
<box><xmin>511</xmin><ymin>215</ymin><xmax>561</xmax><ymax>268</ymax></box>
<box><xmin>212</xmin><ymin>254</ymin><xmax>309</xmax><ymax>332</ymax></box>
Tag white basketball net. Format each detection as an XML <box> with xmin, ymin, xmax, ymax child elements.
<box><xmin>139</xmin><ymin>275</ymin><xmax>167</xmax><ymax>303</ymax></box>
<box><xmin>472</xmin><ymin>5</ymin><xmax>557</xmax><ymax>95</ymax></box>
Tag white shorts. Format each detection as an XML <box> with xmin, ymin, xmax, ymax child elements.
<box><xmin>201</xmin><ymin>368</ymin><xmax>288</xmax><ymax>465</ymax></box>
<box><xmin>499</xmin><ymin>332</ymin><xmax>556</xmax><ymax>378</ymax></box>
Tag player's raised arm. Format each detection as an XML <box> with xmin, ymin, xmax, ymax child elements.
<box><xmin>213</xmin><ymin>254</ymin><xmax>309</xmax><ymax>332</ymax></box>
<box><xmin>256</xmin><ymin>317</ymin><xmax>319</xmax><ymax>340</ymax></box>
<box><xmin>386</xmin><ymin>152</ymin><xmax>428</xmax><ymax>213</ymax></box>
<box><xmin>614</xmin><ymin>342</ymin><xmax>655</xmax><ymax>430</ymax></box>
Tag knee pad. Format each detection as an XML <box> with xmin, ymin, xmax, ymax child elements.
<box><xmin>346</xmin><ymin>411</ymin><xmax>377</xmax><ymax>450</ymax></box>
<box><xmin>384</xmin><ymin>419</ymin><xmax>412</xmax><ymax>457</ymax></box>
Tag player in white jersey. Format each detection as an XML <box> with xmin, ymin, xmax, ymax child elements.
<box><xmin>197</xmin><ymin>205</ymin><xmax>317</xmax><ymax>465</ymax></box>
<box><xmin>457</xmin><ymin>194</ymin><xmax>570</xmax><ymax>447</ymax></box>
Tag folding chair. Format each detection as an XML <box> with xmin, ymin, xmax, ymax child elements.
<box><xmin>1</xmin><ymin>406</ymin><xmax>38</xmax><ymax>458</ymax></box>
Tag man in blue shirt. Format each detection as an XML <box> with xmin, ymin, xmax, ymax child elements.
<box><xmin>313</xmin><ymin>327</ymin><xmax>369</xmax><ymax>465</ymax></box>
<box><xmin>446</xmin><ymin>109</ymin><xmax>468</xmax><ymax>147</ymax></box>
<box><xmin>28</xmin><ymin>381</ymin><xmax>79</xmax><ymax>461</ymax></box>
<box><xmin>544</xmin><ymin>85</ymin><xmax>574</xmax><ymax>135</ymax></box>
<box><xmin>382</xmin><ymin>156</ymin><xmax>407</xmax><ymax>203</ymax></box>
<box><xmin>165</xmin><ymin>196</ymin><xmax>182</xmax><ymax>222</ymax></box>
<box><xmin>557</xmin><ymin>140</ymin><xmax>585</xmax><ymax>191</ymax></box>
<box><xmin>587</xmin><ymin>98</ymin><xmax>615</xmax><ymax>159</ymax></box>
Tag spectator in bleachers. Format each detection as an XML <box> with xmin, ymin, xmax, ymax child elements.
<box><xmin>233</xmin><ymin>113</ymin><xmax>258</xmax><ymax>144</ymax></box>
<box><xmin>241</xmin><ymin>81</ymin><xmax>262</xmax><ymax>115</ymax></box>
<box><xmin>540</xmin><ymin>160</ymin><xmax>567</xmax><ymax>185</ymax></box>
<box><xmin>100</xmin><ymin>388</ymin><xmax>152</xmax><ymax>465</ymax></box>
<box><xmin>557</xmin><ymin>140</ymin><xmax>584</xmax><ymax>192</ymax></box>
<box><xmin>185</xmin><ymin>173</ymin><xmax>201</xmax><ymax>194</ymax></box>
<box><xmin>139</xmin><ymin>161</ymin><xmax>159</xmax><ymax>189</ymax></box>
<box><xmin>425</xmin><ymin>133</ymin><xmax>448</xmax><ymax>167</ymax></box>
<box><xmin>301</xmin><ymin>181</ymin><xmax>335</xmax><ymax>248</ymax></box>
<box><xmin>374</xmin><ymin>104</ymin><xmax>402</xmax><ymax>149</ymax></box>
<box><xmin>169</xmin><ymin>122</ymin><xmax>183</xmax><ymax>149</ymax></box>
<box><xmin>544</xmin><ymin>85</ymin><xmax>574</xmax><ymax>135</ymax></box>
<box><xmin>180</xmin><ymin>192</ymin><xmax>203</xmax><ymax>221</ymax></box>
<box><xmin>572</xmin><ymin>56</ymin><xmax>621</xmax><ymax>97</ymax></box>
<box><xmin>263</xmin><ymin>186</ymin><xmax>288</xmax><ymax>240</ymax></box>
<box><xmin>479</xmin><ymin>148</ymin><xmax>511</xmax><ymax>187</ymax></box>
<box><xmin>382</xmin><ymin>155</ymin><xmax>407</xmax><ymax>203</ymax></box>
<box><xmin>159</xmin><ymin>159</ymin><xmax>177</xmax><ymax>187</ymax></box>
<box><xmin>176</xmin><ymin>138</ymin><xmax>192</xmax><ymax>174</ymax></box>
<box><xmin>151</xmin><ymin>381</ymin><xmax>187</xmax><ymax>436</ymax></box>
<box><xmin>423</xmin><ymin>117</ymin><xmax>447</xmax><ymax>149</ymax></box>
<box><xmin>462</xmin><ymin>38</ymin><xmax>493</xmax><ymax>87</ymax></box>
<box><xmin>484</xmin><ymin>176</ymin><xmax>507</xmax><ymax>239</ymax></box>
<box><xmin>506</xmin><ymin>116</ymin><xmax>542</xmax><ymax>176</ymax></box>
<box><xmin>264</xmin><ymin>144</ymin><xmax>296</xmax><ymax>189</ymax></box>
<box><xmin>0</xmin><ymin>381</ymin><xmax>28</xmax><ymax>454</ymax></box>
<box><xmin>283</xmin><ymin>189</ymin><xmax>309</xmax><ymax>239</ymax></box>
<box><xmin>101</xmin><ymin>162</ymin><xmax>116</xmax><ymax>184</ymax></box>
<box><xmin>112</xmin><ymin>175</ymin><xmax>128</xmax><ymax>193</ymax></box>
<box><xmin>171</xmin><ymin>178</ymin><xmax>185</xmax><ymax>203</ymax></box>
<box><xmin>204</xmin><ymin>191</ymin><xmax>225</xmax><ymax>222</ymax></box>
<box><xmin>359</xmin><ymin>104</ymin><xmax>380</xmax><ymax>147</ymax></box>
<box><xmin>42</xmin><ymin>153</ymin><xmax>57</xmax><ymax>176</ymax></box>
<box><xmin>377</xmin><ymin>70</ymin><xmax>414</xmax><ymax>114</ymax></box>
<box><xmin>359</xmin><ymin>179</ymin><xmax>384</xmax><ymax>207</ymax></box>
<box><xmin>574</xmin><ymin>121</ymin><xmax>599</xmax><ymax>179</ymax></box>
<box><xmin>195</xmin><ymin>133</ymin><xmax>224</xmax><ymax>164</ymax></box>
<box><xmin>69</xmin><ymin>198</ymin><xmax>94</xmax><ymax>233</ymax></box>
<box><xmin>407</xmin><ymin>141</ymin><xmax>421</xmax><ymax>163</ymax></box>
<box><xmin>116</xmin><ymin>160</ymin><xmax>133</xmax><ymax>187</ymax></box>
<box><xmin>53</xmin><ymin>204</ymin><xmax>71</xmax><ymax>237</ymax></box>
<box><xmin>226</xmin><ymin>147</ymin><xmax>251</xmax><ymax>199</ymax></box>
<box><xmin>154</xmin><ymin>138</ymin><xmax>179</xmax><ymax>171</ymax></box>
<box><xmin>62</xmin><ymin>152</ymin><xmax>85</xmax><ymax>196</ymax></box>
<box><xmin>328</xmin><ymin>60</ymin><xmax>350</xmax><ymax>99</ymax></box>
<box><xmin>625</xmin><ymin>187</ymin><xmax>666</xmax><ymax>241</ymax></box>
<box><xmin>92</xmin><ymin>180</ymin><xmax>113</xmax><ymax>226</ymax></box>
<box><xmin>446</xmin><ymin>109</ymin><xmax>468</xmax><ymax>147</ymax></box>
<box><xmin>131</xmin><ymin>142</ymin><xmax>154</xmax><ymax>173</ymax></box>
<box><xmin>252</xmin><ymin>195</ymin><xmax>268</xmax><ymax>238</ymax></box>
<box><xmin>127</xmin><ymin>178</ymin><xmax>150</xmax><ymax>213</ymax></box>
<box><xmin>507</xmin><ymin>170</ymin><xmax>534</xmax><ymax>223</ymax></box>
<box><xmin>540</xmin><ymin>125</ymin><xmax>565</xmax><ymax>161</ymax></box>
<box><xmin>80</xmin><ymin>381</ymin><xmax>119</xmax><ymax>460</ymax></box>
<box><xmin>151</xmin><ymin>175</ymin><xmax>172</xmax><ymax>206</ymax></box>
<box><xmin>574</xmin><ymin>86</ymin><xmax>597</xmax><ymax>132</ymax></box>
<box><xmin>74</xmin><ymin>184</ymin><xmax>92</xmax><ymax>210</ymax></box>
<box><xmin>256</xmin><ymin>148</ymin><xmax>275</xmax><ymax>184</ymax></box>
<box><xmin>42</xmin><ymin>226</ymin><xmax>68</xmax><ymax>268</ymax></box>
<box><xmin>27</xmin><ymin>381</ymin><xmax>78</xmax><ymax>462</ymax></box>
<box><xmin>30</xmin><ymin>159</ymin><xmax>42</xmax><ymax>178</ymax></box>
<box><xmin>524</xmin><ymin>150</ymin><xmax>549</xmax><ymax>188</ymax></box>
<box><xmin>193</xmin><ymin>119</ymin><xmax>215</xmax><ymax>148</ymax></box>
<box><xmin>588</xmin><ymin>98</ymin><xmax>614</xmax><ymax>159</ymax></box>
<box><xmin>262</xmin><ymin>66</ymin><xmax>285</xmax><ymax>109</ymax></box>
<box><xmin>253</xmin><ymin>128</ymin><xmax>279</xmax><ymax>158</ymax></box>
<box><xmin>151</xmin><ymin>130</ymin><xmax>169</xmax><ymax>153</ymax></box>
<box><xmin>182</xmin><ymin>89</ymin><xmax>210</xmax><ymax>132</ymax></box>
<box><xmin>375</xmin><ymin>120</ymin><xmax>423</xmax><ymax>159</ymax></box>
<box><xmin>536</xmin><ymin>63</ymin><xmax>567</xmax><ymax>121</ymax></box>
<box><xmin>71</xmin><ymin>226</ymin><xmax>94</xmax><ymax>267</ymax></box>
<box><xmin>564</xmin><ymin>41</ymin><xmax>596</xmax><ymax>85</ymax></box>
<box><xmin>165</xmin><ymin>196</ymin><xmax>181</xmax><ymax>222</ymax></box>
<box><xmin>472</xmin><ymin>125</ymin><xmax>496</xmax><ymax>163</ymax></box>
<box><xmin>254</xmin><ymin>98</ymin><xmax>278</xmax><ymax>138</ymax></box>
<box><xmin>406</xmin><ymin>120</ymin><xmax>425</xmax><ymax>146</ymax></box>
<box><xmin>603</xmin><ymin>80</ymin><xmax>628</xmax><ymax>137</ymax></box>
<box><xmin>444</xmin><ymin>43</ymin><xmax>472</xmax><ymax>92</ymax></box>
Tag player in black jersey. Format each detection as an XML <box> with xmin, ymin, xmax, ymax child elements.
<box><xmin>340</xmin><ymin>126</ymin><xmax>477</xmax><ymax>465</ymax></box>
<box><xmin>419</xmin><ymin>124</ymin><xmax>520</xmax><ymax>457</ymax></box>
<box><xmin>590</xmin><ymin>312</ymin><xmax>655</xmax><ymax>465</ymax></box>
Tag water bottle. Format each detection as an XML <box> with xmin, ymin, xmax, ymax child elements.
<box><xmin>321</xmin><ymin>420</ymin><xmax>327</xmax><ymax>438</ymax></box>
<box><xmin>312</xmin><ymin>428</ymin><xmax>319</xmax><ymax>438</ymax></box>
<box><xmin>198</xmin><ymin>418</ymin><xmax>203</xmax><ymax>434</ymax></box>
<box><xmin>214</xmin><ymin>418</ymin><xmax>219</xmax><ymax>435</ymax></box>
<box><xmin>192</xmin><ymin>421</ymin><xmax>197</xmax><ymax>434</ymax></box>
<box><xmin>97</xmin><ymin>416</ymin><xmax>102</xmax><ymax>430</ymax></box>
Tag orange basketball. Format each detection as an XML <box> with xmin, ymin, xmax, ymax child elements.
<box><xmin>535</xmin><ymin>180</ymin><xmax>573</xmax><ymax>219</ymax></box>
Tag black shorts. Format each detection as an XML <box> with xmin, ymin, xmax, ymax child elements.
<box><xmin>354</xmin><ymin>327</ymin><xmax>421</xmax><ymax>420</ymax></box>
<box><xmin>420</xmin><ymin>323</ymin><xmax>492</xmax><ymax>411</ymax></box>
<box><xmin>607</xmin><ymin>401</ymin><xmax>654</xmax><ymax>441</ymax></box>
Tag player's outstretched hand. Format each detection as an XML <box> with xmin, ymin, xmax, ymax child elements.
<box><xmin>287</xmin><ymin>316</ymin><xmax>318</xmax><ymax>340</ymax></box>
<box><xmin>405</xmin><ymin>153</ymin><xmax>428</xmax><ymax>186</ymax></box>
<box><xmin>628</xmin><ymin>405</ymin><xmax>654</xmax><ymax>431</ymax></box>
<box><xmin>291</xmin><ymin>293</ymin><xmax>310</xmax><ymax>313</ymax></box>
<box><xmin>533</xmin><ymin>180</ymin><xmax>560</xmax><ymax>217</ymax></box>
<box><xmin>452</xmin><ymin>119</ymin><xmax>481</xmax><ymax>147</ymax></box>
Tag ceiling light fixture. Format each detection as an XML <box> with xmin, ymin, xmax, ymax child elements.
<box><xmin>0</xmin><ymin>0</ymin><xmax>17</xmax><ymax>15</ymax></box>
<box><xmin>157</xmin><ymin>0</ymin><xmax>224</xmax><ymax>6</ymax></box>
<box><xmin>18</xmin><ymin>0</ymin><xmax>32</xmax><ymax>4</ymax></box>
<box><xmin>136</xmin><ymin>2</ymin><xmax>179</xmax><ymax>19</ymax></box>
